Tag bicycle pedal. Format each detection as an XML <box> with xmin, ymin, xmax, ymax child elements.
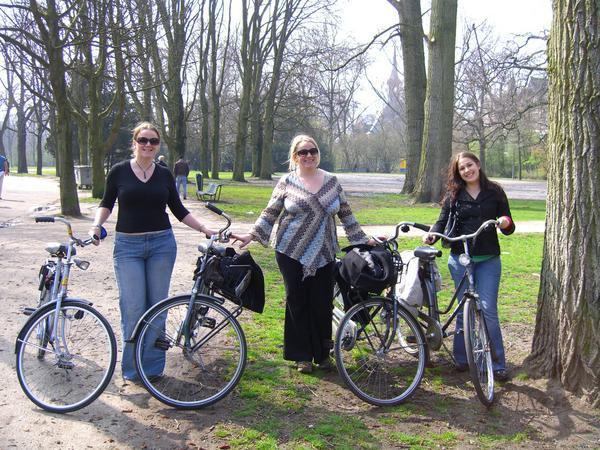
<box><xmin>154</xmin><ymin>337</ymin><xmax>172</xmax><ymax>351</ymax></box>
<box><xmin>74</xmin><ymin>310</ymin><xmax>84</xmax><ymax>320</ymax></box>
<box><xmin>22</xmin><ymin>307</ymin><xmax>36</xmax><ymax>316</ymax></box>
<box><xmin>57</xmin><ymin>360</ymin><xmax>74</xmax><ymax>370</ymax></box>
<box><xmin>200</xmin><ymin>317</ymin><xmax>216</xmax><ymax>329</ymax></box>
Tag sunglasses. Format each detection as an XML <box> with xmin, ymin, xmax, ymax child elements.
<box><xmin>297</xmin><ymin>148</ymin><xmax>319</xmax><ymax>157</ymax></box>
<box><xmin>136</xmin><ymin>137</ymin><xmax>160</xmax><ymax>146</ymax></box>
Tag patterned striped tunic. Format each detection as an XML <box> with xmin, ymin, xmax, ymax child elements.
<box><xmin>250</xmin><ymin>171</ymin><xmax>368</xmax><ymax>279</ymax></box>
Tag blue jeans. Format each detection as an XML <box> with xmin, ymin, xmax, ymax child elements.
<box><xmin>448</xmin><ymin>254</ymin><xmax>505</xmax><ymax>371</ymax></box>
<box><xmin>113</xmin><ymin>229</ymin><xmax>177</xmax><ymax>380</ymax></box>
<box><xmin>176</xmin><ymin>175</ymin><xmax>187</xmax><ymax>199</ymax></box>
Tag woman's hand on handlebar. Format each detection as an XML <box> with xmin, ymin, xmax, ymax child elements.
<box><xmin>88</xmin><ymin>226</ymin><xmax>102</xmax><ymax>246</ymax></box>
<box><xmin>422</xmin><ymin>233</ymin><xmax>436</xmax><ymax>245</ymax></box>
<box><xmin>233</xmin><ymin>233</ymin><xmax>254</xmax><ymax>249</ymax></box>
<box><xmin>497</xmin><ymin>216</ymin><xmax>511</xmax><ymax>230</ymax></box>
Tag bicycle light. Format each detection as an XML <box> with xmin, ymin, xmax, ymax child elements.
<box><xmin>458</xmin><ymin>253</ymin><xmax>471</xmax><ymax>267</ymax></box>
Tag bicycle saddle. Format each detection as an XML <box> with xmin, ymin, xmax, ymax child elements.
<box><xmin>45</xmin><ymin>243</ymin><xmax>73</xmax><ymax>257</ymax></box>
<box><xmin>413</xmin><ymin>246</ymin><xmax>441</xmax><ymax>260</ymax></box>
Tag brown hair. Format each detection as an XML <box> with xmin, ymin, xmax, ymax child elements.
<box><xmin>444</xmin><ymin>151</ymin><xmax>502</xmax><ymax>203</ymax></box>
<box><xmin>287</xmin><ymin>134</ymin><xmax>320</xmax><ymax>171</ymax></box>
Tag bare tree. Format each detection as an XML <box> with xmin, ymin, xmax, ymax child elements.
<box><xmin>0</xmin><ymin>0</ymin><xmax>82</xmax><ymax>215</ymax></box>
<box><xmin>453</xmin><ymin>24</ymin><xmax>547</xmax><ymax>175</ymax></box>
<box><xmin>525</xmin><ymin>0</ymin><xmax>599</xmax><ymax>407</ymax></box>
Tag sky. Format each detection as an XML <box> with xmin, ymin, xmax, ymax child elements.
<box><xmin>338</xmin><ymin>0</ymin><xmax>553</xmax><ymax>113</ymax></box>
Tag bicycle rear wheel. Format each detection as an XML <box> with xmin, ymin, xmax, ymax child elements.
<box><xmin>464</xmin><ymin>296</ymin><xmax>495</xmax><ymax>406</ymax></box>
<box><xmin>134</xmin><ymin>296</ymin><xmax>247</xmax><ymax>409</ymax></box>
<box><xmin>334</xmin><ymin>296</ymin><xmax>427</xmax><ymax>406</ymax></box>
<box><xmin>16</xmin><ymin>301</ymin><xmax>117</xmax><ymax>413</ymax></box>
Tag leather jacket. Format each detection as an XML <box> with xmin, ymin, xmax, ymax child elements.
<box><xmin>430</xmin><ymin>186</ymin><xmax>515</xmax><ymax>256</ymax></box>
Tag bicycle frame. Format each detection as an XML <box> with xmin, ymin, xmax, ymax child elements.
<box><xmin>32</xmin><ymin>217</ymin><xmax>105</xmax><ymax>360</ymax></box>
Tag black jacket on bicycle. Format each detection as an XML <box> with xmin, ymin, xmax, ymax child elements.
<box><xmin>430</xmin><ymin>186</ymin><xmax>515</xmax><ymax>256</ymax></box>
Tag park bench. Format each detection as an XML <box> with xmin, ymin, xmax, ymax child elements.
<box><xmin>196</xmin><ymin>182</ymin><xmax>222</xmax><ymax>202</ymax></box>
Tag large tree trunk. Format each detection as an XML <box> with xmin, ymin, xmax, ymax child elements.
<box><xmin>525</xmin><ymin>0</ymin><xmax>599</xmax><ymax>407</ymax></box>
<box><xmin>412</xmin><ymin>0</ymin><xmax>457</xmax><ymax>204</ymax></box>
<box><xmin>390</xmin><ymin>0</ymin><xmax>426</xmax><ymax>195</ymax></box>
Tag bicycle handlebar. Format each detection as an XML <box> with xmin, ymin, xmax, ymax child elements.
<box><xmin>425</xmin><ymin>219</ymin><xmax>499</xmax><ymax>243</ymax></box>
<box><xmin>34</xmin><ymin>216</ymin><xmax>106</xmax><ymax>246</ymax></box>
<box><xmin>204</xmin><ymin>202</ymin><xmax>232</xmax><ymax>242</ymax></box>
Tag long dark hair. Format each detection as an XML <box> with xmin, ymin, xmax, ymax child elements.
<box><xmin>443</xmin><ymin>151</ymin><xmax>503</xmax><ymax>203</ymax></box>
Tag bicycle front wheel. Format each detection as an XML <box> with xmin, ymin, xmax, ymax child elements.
<box><xmin>134</xmin><ymin>296</ymin><xmax>247</xmax><ymax>409</ymax></box>
<box><xmin>464</xmin><ymin>296</ymin><xmax>495</xmax><ymax>406</ymax></box>
<box><xmin>16</xmin><ymin>301</ymin><xmax>117</xmax><ymax>413</ymax></box>
<box><xmin>334</xmin><ymin>296</ymin><xmax>427</xmax><ymax>406</ymax></box>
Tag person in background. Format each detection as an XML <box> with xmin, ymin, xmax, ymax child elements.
<box><xmin>89</xmin><ymin>122</ymin><xmax>218</xmax><ymax>382</ymax></box>
<box><xmin>173</xmin><ymin>157</ymin><xmax>190</xmax><ymax>200</ymax></box>
<box><xmin>423</xmin><ymin>151</ymin><xmax>515</xmax><ymax>381</ymax></box>
<box><xmin>0</xmin><ymin>153</ymin><xmax>9</xmax><ymax>199</ymax></box>
<box><xmin>156</xmin><ymin>155</ymin><xmax>168</xmax><ymax>169</ymax></box>
<box><xmin>235</xmin><ymin>134</ymin><xmax>375</xmax><ymax>374</ymax></box>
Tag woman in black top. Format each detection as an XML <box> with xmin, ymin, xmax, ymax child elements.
<box><xmin>89</xmin><ymin>122</ymin><xmax>216</xmax><ymax>381</ymax></box>
<box><xmin>423</xmin><ymin>152</ymin><xmax>515</xmax><ymax>381</ymax></box>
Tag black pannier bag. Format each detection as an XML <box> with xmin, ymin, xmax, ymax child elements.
<box><xmin>199</xmin><ymin>249</ymin><xmax>265</xmax><ymax>313</ymax></box>
<box><xmin>338</xmin><ymin>244</ymin><xmax>397</xmax><ymax>293</ymax></box>
<box><xmin>335</xmin><ymin>245</ymin><xmax>398</xmax><ymax>325</ymax></box>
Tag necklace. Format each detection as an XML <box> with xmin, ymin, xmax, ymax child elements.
<box><xmin>134</xmin><ymin>160</ymin><xmax>154</xmax><ymax>179</ymax></box>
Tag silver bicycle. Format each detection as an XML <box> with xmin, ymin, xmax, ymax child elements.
<box><xmin>15</xmin><ymin>217</ymin><xmax>116</xmax><ymax>413</ymax></box>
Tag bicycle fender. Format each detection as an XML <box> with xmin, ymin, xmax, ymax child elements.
<box><xmin>125</xmin><ymin>294</ymin><xmax>225</xmax><ymax>344</ymax></box>
<box><xmin>14</xmin><ymin>298</ymin><xmax>94</xmax><ymax>353</ymax></box>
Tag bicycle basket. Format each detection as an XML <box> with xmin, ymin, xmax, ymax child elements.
<box><xmin>201</xmin><ymin>249</ymin><xmax>265</xmax><ymax>313</ymax></box>
<box><xmin>338</xmin><ymin>244</ymin><xmax>397</xmax><ymax>293</ymax></box>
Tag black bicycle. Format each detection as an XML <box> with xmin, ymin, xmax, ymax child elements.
<box><xmin>15</xmin><ymin>217</ymin><xmax>116</xmax><ymax>413</ymax></box>
<box><xmin>334</xmin><ymin>219</ymin><xmax>500</xmax><ymax>407</ymax></box>
<box><xmin>126</xmin><ymin>203</ymin><xmax>262</xmax><ymax>409</ymax></box>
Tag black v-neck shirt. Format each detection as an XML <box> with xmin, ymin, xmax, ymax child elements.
<box><xmin>99</xmin><ymin>160</ymin><xmax>189</xmax><ymax>233</ymax></box>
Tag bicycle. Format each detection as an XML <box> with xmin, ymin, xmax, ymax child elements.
<box><xmin>15</xmin><ymin>217</ymin><xmax>117</xmax><ymax>413</ymax></box>
<box><xmin>126</xmin><ymin>203</ymin><xmax>259</xmax><ymax>409</ymax></box>
<box><xmin>333</xmin><ymin>219</ymin><xmax>500</xmax><ymax>407</ymax></box>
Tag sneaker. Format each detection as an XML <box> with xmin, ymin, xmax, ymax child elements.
<box><xmin>317</xmin><ymin>358</ymin><xmax>334</xmax><ymax>371</ymax></box>
<box><xmin>494</xmin><ymin>369</ymin><xmax>510</xmax><ymax>382</ymax></box>
<box><xmin>296</xmin><ymin>361</ymin><xmax>313</xmax><ymax>373</ymax></box>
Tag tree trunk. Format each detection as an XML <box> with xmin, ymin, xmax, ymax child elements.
<box><xmin>412</xmin><ymin>0</ymin><xmax>457</xmax><ymax>204</ymax></box>
<box><xmin>390</xmin><ymin>0</ymin><xmax>426</xmax><ymax>195</ymax></box>
<box><xmin>37</xmin><ymin>1</ymin><xmax>80</xmax><ymax>215</ymax></box>
<box><xmin>525</xmin><ymin>0</ymin><xmax>599</xmax><ymax>407</ymax></box>
<box><xmin>16</xmin><ymin>102</ymin><xmax>28</xmax><ymax>173</ymax></box>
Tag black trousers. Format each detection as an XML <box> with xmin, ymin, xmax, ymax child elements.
<box><xmin>275</xmin><ymin>252</ymin><xmax>335</xmax><ymax>364</ymax></box>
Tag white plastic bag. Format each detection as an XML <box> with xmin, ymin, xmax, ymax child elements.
<box><xmin>395</xmin><ymin>251</ymin><xmax>423</xmax><ymax>308</ymax></box>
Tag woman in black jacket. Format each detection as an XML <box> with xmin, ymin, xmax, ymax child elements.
<box><xmin>423</xmin><ymin>152</ymin><xmax>515</xmax><ymax>381</ymax></box>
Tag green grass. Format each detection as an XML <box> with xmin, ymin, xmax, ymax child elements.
<box><xmin>388</xmin><ymin>431</ymin><xmax>459</xmax><ymax>449</ymax></box>
<box><xmin>186</xmin><ymin>177</ymin><xmax>546</xmax><ymax>224</ymax></box>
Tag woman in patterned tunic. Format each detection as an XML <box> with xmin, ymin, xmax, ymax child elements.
<box><xmin>236</xmin><ymin>135</ymin><xmax>374</xmax><ymax>373</ymax></box>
